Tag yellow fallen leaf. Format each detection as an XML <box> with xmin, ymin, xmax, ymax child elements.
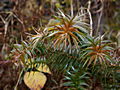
<box><xmin>24</xmin><ymin>71</ymin><xmax>47</xmax><ymax>90</ymax></box>
<box><xmin>38</xmin><ymin>64</ymin><xmax>51</xmax><ymax>74</ymax></box>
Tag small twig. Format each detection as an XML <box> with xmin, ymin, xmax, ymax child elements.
<box><xmin>0</xmin><ymin>15</ymin><xmax>6</xmax><ymax>23</ymax></box>
<box><xmin>14</xmin><ymin>68</ymin><xmax>24</xmax><ymax>90</ymax></box>
<box><xmin>70</xmin><ymin>0</ymin><xmax>73</xmax><ymax>17</ymax></box>
<box><xmin>96</xmin><ymin>0</ymin><xmax>104</xmax><ymax>36</ymax></box>
<box><xmin>87</xmin><ymin>0</ymin><xmax>93</xmax><ymax>36</ymax></box>
<box><xmin>5</xmin><ymin>12</ymin><xmax>12</xmax><ymax>21</ymax></box>
<box><xmin>13</xmin><ymin>14</ymin><xmax>23</xmax><ymax>24</ymax></box>
<box><xmin>0</xmin><ymin>12</ymin><xmax>12</xmax><ymax>39</ymax></box>
<box><xmin>4</xmin><ymin>22</ymin><xmax>9</xmax><ymax>39</ymax></box>
<box><xmin>13</xmin><ymin>13</ymin><xmax>25</xmax><ymax>31</ymax></box>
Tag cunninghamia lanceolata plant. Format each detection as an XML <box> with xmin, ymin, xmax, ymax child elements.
<box><xmin>80</xmin><ymin>36</ymin><xmax>113</xmax><ymax>67</ymax></box>
<box><xmin>44</xmin><ymin>9</ymin><xmax>89</xmax><ymax>52</ymax></box>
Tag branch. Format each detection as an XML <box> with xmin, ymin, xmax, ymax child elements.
<box><xmin>87</xmin><ymin>0</ymin><xmax>93</xmax><ymax>36</ymax></box>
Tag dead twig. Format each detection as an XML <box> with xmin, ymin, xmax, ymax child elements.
<box><xmin>87</xmin><ymin>0</ymin><xmax>93</xmax><ymax>36</ymax></box>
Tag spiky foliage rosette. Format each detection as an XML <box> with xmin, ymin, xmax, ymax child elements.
<box><xmin>80</xmin><ymin>36</ymin><xmax>113</xmax><ymax>67</ymax></box>
<box><xmin>45</xmin><ymin>10</ymin><xmax>89</xmax><ymax>52</ymax></box>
